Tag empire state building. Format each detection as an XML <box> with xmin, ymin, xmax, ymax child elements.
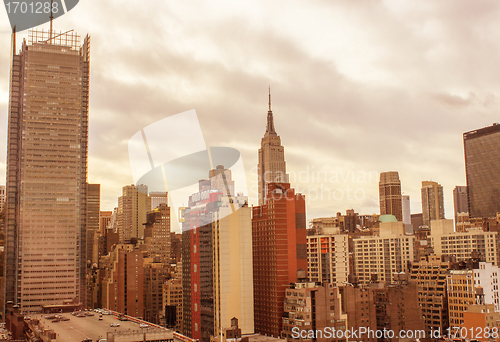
<box><xmin>257</xmin><ymin>89</ymin><xmax>289</xmax><ymax>205</ymax></box>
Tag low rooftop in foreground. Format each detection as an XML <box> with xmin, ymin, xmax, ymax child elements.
<box><xmin>23</xmin><ymin>310</ymin><xmax>192</xmax><ymax>342</ymax></box>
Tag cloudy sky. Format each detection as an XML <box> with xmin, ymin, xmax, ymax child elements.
<box><xmin>0</xmin><ymin>0</ymin><xmax>499</xmax><ymax>229</ymax></box>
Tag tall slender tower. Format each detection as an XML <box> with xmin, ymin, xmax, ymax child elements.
<box><xmin>257</xmin><ymin>89</ymin><xmax>289</xmax><ymax>205</ymax></box>
<box><xmin>5</xmin><ymin>29</ymin><xmax>90</xmax><ymax>311</ymax></box>
<box><xmin>379</xmin><ymin>171</ymin><xmax>403</xmax><ymax>221</ymax></box>
<box><xmin>86</xmin><ymin>184</ymin><xmax>101</xmax><ymax>266</ymax></box>
<box><xmin>453</xmin><ymin>185</ymin><xmax>468</xmax><ymax>229</ymax></box>
<box><xmin>421</xmin><ymin>181</ymin><xmax>445</xmax><ymax>226</ymax></box>
<box><xmin>182</xmin><ymin>167</ymin><xmax>253</xmax><ymax>342</ymax></box>
<box><xmin>252</xmin><ymin>183</ymin><xmax>307</xmax><ymax>337</ymax></box>
<box><xmin>117</xmin><ymin>184</ymin><xmax>151</xmax><ymax>242</ymax></box>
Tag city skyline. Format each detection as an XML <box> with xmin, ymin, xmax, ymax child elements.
<box><xmin>1</xmin><ymin>1</ymin><xmax>500</xmax><ymax>223</ymax></box>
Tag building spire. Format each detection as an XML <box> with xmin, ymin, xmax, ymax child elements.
<box><xmin>269</xmin><ymin>85</ymin><xmax>271</xmax><ymax>111</ymax></box>
<box><xmin>265</xmin><ymin>87</ymin><xmax>276</xmax><ymax>136</ymax></box>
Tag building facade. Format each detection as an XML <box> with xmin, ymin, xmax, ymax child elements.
<box><xmin>428</xmin><ymin>220</ymin><xmax>498</xmax><ymax>265</ymax></box>
<box><xmin>378</xmin><ymin>172</ymin><xmax>402</xmax><ymax>221</ymax></box>
<box><xmin>410</xmin><ymin>255</ymin><xmax>455</xmax><ymax>333</ymax></box>
<box><xmin>213</xmin><ymin>196</ymin><xmax>254</xmax><ymax>337</ymax></box>
<box><xmin>307</xmin><ymin>233</ymin><xmax>349</xmax><ymax>286</ymax></box>
<box><xmin>182</xmin><ymin>167</ymin><xmax>253</xmax><ymax>342</ymax></box>
<box><xmin>446</xmin><ymin>269</ymin><xmax>476</xmax><ymax>326</ymax></box>
<box><xmin>402</xmin><ymin>194</ymin><xmax>412</xmax><ymax>234</ymax></box>
<box><xmin>117</xmin><ymin>184</ymin><xmax>152</xmax><ymax>242</ymax></box>
<box><xmin>340</xmin><ymin>280</ymin><xmax>425</xmax><ymax>342</ymax></box>
<box><xmin>101</xmin><ymin>244</ymin><xmax>144</xmax><ymax>317</ymax></box>
<box><xmin>163</xmin><ymin>279</ymin><xmax>183</xmax><ymax>332</ymax></box>
<box><xmin>144</xmin><ymin>203</ymin><xmax>171</xmax><ymax>264</ymax></box>
<box><xmin>473</xmin><ymin>262</ymin><xmax>500</xmax><ymax>312</ymax></box>
<box><xmin>87</xmin><ymin>184</ymin><xmax>100</xmax><ymax>266</ymax></box>
<box><xmin>150</xmin><ymin>191</ymin><xmax>168</xmax><ymax>211</ymax></box>
<box><xmin>464</xmin><ymin>124</ymin><xmax>500</xmax><ymax>219</ymax></box>
<box><xmin>0</xmin><ymin>185</ymin><xmax>5</xmax><ymax>212</ymax></box>
<box><xmin>252</xmin><ymin>183</ymin><xmax>307</xmax><ymax>337</ymax></box>
<box><xmin>353</xmin><ymin>220</ymin><xmax>414</xmax><ymax>285</ymax></box>
<box><xmin>143</xmin><ymin>258</ymin><xmax>171</xmax><ymax>324</ymax></box>
<box><xmin>5</xmin><ymin>29</ymin><xmax>90</xmax><ymax>311</ymax></box>
<box><xmin>421</xmin><ymin>181</ymin><xmax>445</xmax><ymax>227</ymax></box>
<box><xmin>257</xmin><ymin>91</ymin><xmax>289</xmax><ymax>206</ymax></box>
<box><xmin>181</xmin><ymin>186</ymin><xmax>219</xmax><ymax>341</ymax></box>
<box><xmin>453</xmin><ymin>185</ymin><xmax>468</xmax><ymax>228</ymax></box>
<box><xmin>281</xmin><ymin>282</ymin><xmax>346</xmax><ymax>342</ymax></box>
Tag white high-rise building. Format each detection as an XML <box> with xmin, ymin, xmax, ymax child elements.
<box><xmin>353</xmin><ymin>219</ymin><xmax>414</xmax><ymax>285</ymax></box>
<box><xmin>307</xmin><ymin>233</ymin><xmax>349</xmax><ymax>286</ymax></box>
<box><xmin>474</xmin><ymin>262</ymin><xmax>500</xmax><ymax>311</ymax></box>
<box><xmin>402</xmin><ymin>194</ymin><xmax>412</xmax><ymax>234</ymax></box>
<box><xmin>429</xmin><ymin>219</ymin><xmax>497</xmax><ymax>265</ymax></box>
<box><xmin>150</xmin><ymin>191</ymin><xmax>168</xmax><ymax>210</ymax></box>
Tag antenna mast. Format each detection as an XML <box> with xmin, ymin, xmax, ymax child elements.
<box><xmin>49</xmin><ymin>0</ymin><xmax>53</xmax><ymax>43</ymax></box>
<box><xmin>268</xmin><ymin>85</ymin><xmax>271</xmax><ymax>111</ymax></box>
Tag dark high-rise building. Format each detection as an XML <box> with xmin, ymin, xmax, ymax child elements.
<box><xmin>5</xmin><ymin>29</ymin><xmax>90</xmax><ymax>311</ymax></box>
<box><xmin>379</xmin><ymin>171</ymin><xmax>403</xmax><ymax>221</ymax></box>
<box><xmin>144</xmin><ymin>203</ymin><xmax>171</xmax><ymax>264</ymax></box>
<box><xmin>87</xmin><ymin>184</ymin><xmax>100</xmax><ymax>266</ymax></box>
<box><xmin>252</xmin><ymin>182</ymin><xmax>307</xmax><ymax>338</ymax></box>
<box><xmin>143</xmin><ymin>258</ymin><xmax>171</xmax><ymax>325</ymax></box>
<box><xmin>411</xmin><ymin>213</ymin><xmax>424</xmax><ymax>230</ymax></box>
<box><xmin>421</xmin><ymin>181</ymin><xmax>445</xmax><ymax>226</ymax></box>
<box><xmin>464</xmin><ymin>124</ymin><xmax>500</xmax><ymax>219</ymax></box>
<box><xmin>281</xmin><ymin>282</ymin><xmax>346</xmax><ymax>342</ymax></box>
<box><xmin>182</xmin><ymin>184</ymin><xmax>219</xmax><ymax>341</ymax></box>
<box><xmin>100</xmin><ymin>244</ymin><xmax>144</xmax><ymax>317</ymax></box>
<box><xmin>453</xmin><ymin>186</ymin><xmax>468</xmax><ymax>225</ymax></box>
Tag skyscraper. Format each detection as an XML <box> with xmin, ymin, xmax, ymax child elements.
<box><xmin>252</xmin><ymin>182</ymin><xmax>307</xmax><ymax>337</ymax></box>
<box><xmin>182</xmin><ymin>166</ymin><xmax>253</xmax><ymax>342</ymax></box>
<box><xmin>421</xmin><ymin>181</ymin><xmax>445</xmax><ymax>226</ymax></box>
<box><xmin>402</xmin><ymin>194</ymin><xmax>413</xmax><ymax>234</ymax></box>
<box><xmin>5</xmin><ymin>29</ymin><xmax>90</xmax><ymax>311</ymax></box>
<box><xmin>150</xmin><ymin>191</ymin><xmax>168</xmax><ymax>210</ymax></box>
<box><xmin>144</xmin><ymin>203</ymin><xmax>171</xmax><ymax>264</ymax></box>
<box><xmin>0</xmin><ymin>185</ymin><xmax>6</xmax><ymax>212</ymax></box>
<box><xmin>379</xmin><ymin>171</ymin><xmax>403</xmax><ymax>221</ymax></box>
<box><xmin>86</xmin><ymin>184</ymin><xmax>100</xmax><ymax>266</ymax></box>
<box><xmin>464</xmin><ymin>124</ymin><xmax>500</xmax><ymax>219</ymax></box>
<box><xmin>117</xmin><ymin>184</ymin><xmax>152</xmax><ymax>242</ymax></box>
<box><xmin>257</xmin><ymin>90</ymin><xmax>289</xmax><ymax>205</ymax></box>
<box><xmin>453</xmin><ymin>185</ymin><xmax>468</xmax><ymax>227</ymax></box>
<box><xmin>100</xmin><ymin>244</ymin><xmax>144</xmax><ymax>317</ymax></box>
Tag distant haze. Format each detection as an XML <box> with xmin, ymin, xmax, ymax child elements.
<box><xmin>0</xmin><ymin>0</ymin><xmax>499</xmax><ymax>224</ymax></box>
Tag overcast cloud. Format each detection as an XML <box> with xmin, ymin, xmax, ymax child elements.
<box><xmin>1</xmin><ymin>0</ymin><xmax>499</xmax><ymax>230</ymax></box>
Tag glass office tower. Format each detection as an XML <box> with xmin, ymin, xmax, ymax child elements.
<box><xmin>464</xmin><ymin>124</ymin><xmax>500</xmax><ymax>219</ymax></box>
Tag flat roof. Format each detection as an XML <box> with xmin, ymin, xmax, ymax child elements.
<box><xmin>34</xmin><ymin>312</ymin><xmax>171</xmax><ymax>342</ymax></box>
<box><xmin>464</xmin><ymin>123</ymin><xmax>500</xmax><ymax>140</ymax></box>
